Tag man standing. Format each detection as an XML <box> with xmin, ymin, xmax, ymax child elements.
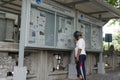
<box><xmin>73</xmin><ymin>31</ymin><xmax>86</xmax><ymax>80</ymax></box>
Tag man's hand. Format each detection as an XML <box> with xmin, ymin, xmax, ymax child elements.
<box><xmin>75</xmin><ymin>57</ymin><xmax>78</xmax><ymax>64</ymax></box>
<box><xmin>76</xmin><ymin>49</ymin><xmax>81</xmax><ymax>62</ymax></box>
<box><xmin>75</xmin><ymin>57</ymin><xmax>79</xmax><ymax>64</ymax></box>
<box><xmin>74</xmin><ymin>39</ymin><xmax>77</xmax><ymax>45</ymax></box>
<box><xmin>76</xmin><ymin>56</ymin><xmax>79</xmax><ymax>62</ymax></box>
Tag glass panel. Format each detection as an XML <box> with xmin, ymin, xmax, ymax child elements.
<box><xmin>29</xmin><ymin>7</ymin><xmax>55</xmax><ymax>47</ymax></box>
<box><xmin>91</xmin><ymin>25</ymin><xmax>102</xmax><ymax>50</ymax></box>
<box><xmin>85</xmin><ymin>23</ymin><xmax>91</xmax><ymax>49</ymax></box>
<box><xmin>56</xmin><ymin>15</ymin><xmax>74</xmax><ymax>49</ymax></box>
<box><xmin>77</xmin><ymin>22</ymin><xmax>86</xmax><ymax>40</ymax></box>
<box><xmin>77</xmin><ymin>21</ymin><xmax>102</xmax><ymax>51</ymax></box>
<box><xmin>77</xmin><ymin>21</ymin><xmax>91</xmax><ymax>50</ymax></box>
<box><xmin>0</xmin><ymin>19</ymin><xmax>5</xmax><ymax>41</ymax></box>
<box><xmin>45</xmin><ymin>12</ymin><xmax>55</xmax><ymax>46</ymax></box>
<box><xmin>28</xmin><ymin>6</ymin><xmax>74</xmax><ymax>49</ymax></box>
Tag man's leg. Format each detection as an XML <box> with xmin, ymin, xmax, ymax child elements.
<box><xmin>76</xmin><ymin>58</ymin><xmax>82</xmax><ymax>80</ymax></box>
<box><xmin>82</xmin><ymin>55</ymin><xmax>86</xmax><ymax>80</ymax></box>
<box><xmin>79</xmin><ymin>55</ymin><xmax>86</xmax><ymax>80</ymax></box>
<box><xmin>76</xmin><ymin>61</ymin><xmax>81</xmax><ymax>79</ymax></box>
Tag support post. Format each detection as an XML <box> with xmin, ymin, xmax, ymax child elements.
<box><xmin>18</xmin><ymin>0</ymin><xmax>26</xmax><ymax>67</ymax></box>
<box><xmin>98</xmin><ymin>53</ymin><xmax>105</xmax><ymax>74</ymax></box>
<box><xmin>112</xmin><ymin>54</ymin><xmax>115</xmax><ymax>70</ymax></box>
<box><xmin>108</xmin><ymin>42</ymin><xmax>110</xmax><ymax>50</ymax></box>
<box><xmin>13</xmin><ymin>0</ymin><xmax>31</xmax><ymax>80</ymax></box>
<box><xmin>68</xmin><ymin>10</ymin><xmax>78</xmax><ymax>79</ymax></box>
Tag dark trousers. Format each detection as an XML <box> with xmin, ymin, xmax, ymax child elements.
<box><xmin>76</xmin><ymin>55</ymin><xmax>86</xmax><ymax>80</ymax></box>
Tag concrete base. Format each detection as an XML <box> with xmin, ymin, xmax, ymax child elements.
<box><xmin>68</xmin><ymin>64</ymin><xmax>77</xmax><ymax>79</ymax></box>
<box><xmin>13</xmin><ymin>66</ymin><xmax>27</xmax><ymax>80</ymax></box>
<box><xmin>98</xmin><ymin>62</ymin><xmax>105</xmax><ymax>74</ymax></box>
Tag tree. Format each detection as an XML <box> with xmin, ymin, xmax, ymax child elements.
<box><xmin>103</xmin><ymin>0</ymin><xmax>120</xmax><ymax>51</ymax></box>
<box><xmin>112</xmin><ymin>31</ymin><xmax>120</xmax><ymax>51</ymax></box>
<box><xmin>114</xmin><ymin>31</ymin><xmax>120</xmax><ymax>44</ymax></box>
<box><xmin>103</xmin><ymin>44</ymin><xmax>109</xmax><ymax>51</ymax></box>
<box><xmin>105</xmin><ymin>0</ymin><xmax>120</xmax><ymax>9</ymax></box>
<box><xmin>105</xmin><ymin>0</ymin><xmax>120</xmax><ymax>24</ymax></box>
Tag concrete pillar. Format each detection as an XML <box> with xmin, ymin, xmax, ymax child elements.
<box><xmin>99</xmin><ymin>52</ymin><xmax>103</xmax><ymax>62</ymax></box>
<box><xmin>13</xmin><ymin>67</ymin><xmax>27</xmax><ymax>80</ymax></box>
<box><xmin>112</xmin><ymin>54</ymin><xmax>115</xmax><ymax>70</ymax></box>
<box><xmin>68</xmin><ymin>51</ymin><xmax>77</xmax><ymax>79</ymax></box>
<box><xmin>98</xmin><ymin>53</ymin><xmax>105</xmax><ymax>74</ymax></box>
<box><xmin>13</xmin><ymin>0</ymin><xmax>30</xmax><ymax>79</ymax></box>
<box><xmin>68</xmin><ymin>10</ymin><xmax>78</xmax><ymax>79</ymax></box>
<box><xmin>70</xmin><ymin>51</ymin><xmax>75</xmax><ymax>64</ymax></box>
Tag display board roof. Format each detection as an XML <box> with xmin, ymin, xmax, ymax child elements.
<box><xmin>49</xmin><ymin>0</ymin><xmax>120</xmax><ymax>22</ymax></box>
<box><xmin>0</xmin><ymin>0</ymin><xmax>120</xmax><ymax>22</ymax></box>
<box><xmin>0</xmin><ymin>0</ymin><xmax>21</xmax><ymax>15</ymax></box>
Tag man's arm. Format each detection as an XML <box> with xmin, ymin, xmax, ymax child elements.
<box><xmin>76</xmin><ymin>49</ymin><xmax>82</xmax><ymax>61</ymax></box>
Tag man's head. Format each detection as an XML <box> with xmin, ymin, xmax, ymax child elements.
<box><xmin>73</xmin><ymin>31</ymin><xmax>82</xmax><ymax>40</ymax></box>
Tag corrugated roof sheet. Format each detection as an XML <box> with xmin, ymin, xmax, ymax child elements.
<box><xmin>0</xmin><ymin>0</ymin><xmax>120</xmax><ymax>22</ymax></box>
<box><xmin>50</xmin><ymin>0</ymin><xmax>120</xmax><ymax>22</ymax></box>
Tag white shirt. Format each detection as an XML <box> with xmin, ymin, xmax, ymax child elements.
<box><xmin>75</xmin><ymin>38</ymin><xmax>86</xmax><ymax>57</ymax></box>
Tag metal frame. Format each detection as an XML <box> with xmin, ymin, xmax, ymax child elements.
<box><xmin>66</xmin><ymin>0</ymin><xmax>90</xmax><ymax>5</ymax></box>
<box><xmin>78</xmin><ymin>12</ymin><xmax>105</xmax><ymax>26</ymax></box>
<box><xmin>86</xmin><ymin>11</ymin><xmax>109</xmax><ymax>15</ymax></box>
<box><xmin>31</xmin><ymin>1</ymin><xmax>75</xmax><ymax>17</ymax></box>
<box><xmin>54</xmin><ymin>12</ymin><xmax>57</xmax><ymax>46</ymax></box>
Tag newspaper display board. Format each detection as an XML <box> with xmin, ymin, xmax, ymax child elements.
<box><xmin>77</xmin><ymin>13</ymin><xmax>103</xmax><ymax>52</ymax></box>
<box><xmin>25</xmin><ymin>1</ymin><xmax>75</xmax><ymax>50</ymax></box>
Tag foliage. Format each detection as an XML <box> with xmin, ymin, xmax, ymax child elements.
<box><xmin>107</xmin><ymin>19</ymin><xmax>120</xmax><ymax>26</ymax></box>
<box><xmin>112</xmin><ymin>31</ymin><xmax>120</xmax><ymax>51</ymax></box>
<box><xmin>105</xmin><ymin>0</ymin><xmax>120</xmax><ymax>9</ymax></box>
<box><xmin>105</xmin><ymin>0</ymin><xmax>120</xmax><ymax>24</ymax></box>
<box><xmin>114</xmin><ymin>31</ymin><xmax>120</xmax><ymax>44</ymax></box>
<box><xmin>104</xmin><ymin>30</ymin><xmax>120</xmax><ymax>51</ymax></box>
<box><xmin>103</xmin><ymin>44</ymin><xmax>109</xmax><ymax>51</ymax></box>
<box><xmin>103</xmin><ymin>0</ymin><xmax>120</xmax><ymax>50</ymax></box>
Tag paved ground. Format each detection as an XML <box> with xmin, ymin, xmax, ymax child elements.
<box><xmin>64</xmin><ymin>69</ymin><xmax>120</xmax><ymax>80</ymax></box>
<box><xmin>87</xmin><ymin>70</ymin><xmax>120</xmax><ymax>80</ymax></box>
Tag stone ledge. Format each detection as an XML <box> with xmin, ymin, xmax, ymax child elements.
<box><xmin>0</xmin><ymin>42</ymin><xmax>19</xmax><ymax>52</ymax></box>
<box><xmin>49</xmin><ymin>71</ymin><xmax>68</xmax><ymax>75</ymax></box>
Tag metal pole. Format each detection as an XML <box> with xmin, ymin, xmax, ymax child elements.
<box><xmin>108</xmin><ymin>42</ymin><xmax>110</xmax><ymax>50</ymax></box>
<box><xmin>17</xmin><ymin>15</ymin><xmax>21</xmax><ymax>43</ymax></box>
<box><xmin>99</xmin><ymin>52</ymin><xmax>103</xmax><ymax>62</ymax></box>
<box><xmin>18</xmin><ymin>0</ymin><xmax>27</xmax><ymax>67</ymax></box>
<box><xmin>54</xmin><ymin>12</ymin><xmax>57</xmax><ymax>47</ymax></box>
